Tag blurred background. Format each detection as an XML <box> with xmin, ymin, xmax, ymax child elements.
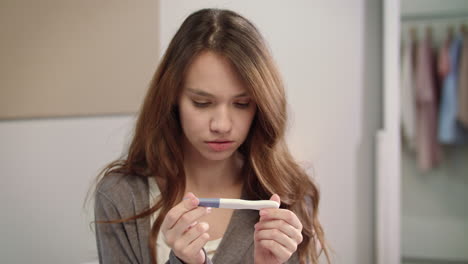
<box><xmin>399</xmin><ymin>0</ymin><xmax>468</xmax><ymax>263</ymax></box>
<box><xmin>0</xmin><ymin>0</ymin><xmax>466</xmax><ymax>263</ymax></box>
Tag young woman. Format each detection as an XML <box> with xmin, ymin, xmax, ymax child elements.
<box><xmin>93</xmin><ymin>8</ymin><xmax>331</xmax><ymax>264</ymax></box>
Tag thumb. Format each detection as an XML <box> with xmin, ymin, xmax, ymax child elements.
<box><xmin>270</xmin><ymin>193</ymin><xmax>281</xmax><ymax>204</ymax></box>
<box><xmin>183</xmin><ymin>192</ymin><xmax>199</xmax><ymax>210</ymax></box>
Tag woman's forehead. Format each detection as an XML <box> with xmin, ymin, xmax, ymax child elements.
<box><xmin>183</xmin><ymin>51</ymin><xmax>249</xmax><ymax>98</ymax></box>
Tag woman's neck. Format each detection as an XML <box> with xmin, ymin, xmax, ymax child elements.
<box><xmin>183</xmin><ymin>151</ymin><xmax>243</xmax><ymax>196</ymax></box>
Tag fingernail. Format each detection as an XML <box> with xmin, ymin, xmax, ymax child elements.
<box><xmin>259</xmin><ymin>210</ymin><xmax>267</xmax><ymax>216</ymax></box>
<box><xmin>206</xmin><ymin>207</ymin><xmax>212</xmax><ymax>213</ymax></box>
<box><xmin>200</xmin><ymin>222</ymin><xmax>209</xmax><ymax>231</ymax></box>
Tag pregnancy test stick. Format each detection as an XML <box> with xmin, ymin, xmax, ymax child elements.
<box><xmin>198</xmin><ymin>198</ymin><xmax>279</xmax><ymax>210</ymax></box>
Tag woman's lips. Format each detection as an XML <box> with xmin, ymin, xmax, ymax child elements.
<box><xmin>206</xmin><ymin>141</ymin><xmax>234</xmax><ymax>152</ymax></box>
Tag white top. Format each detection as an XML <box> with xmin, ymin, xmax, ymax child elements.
<box><xmin>148</xmin><ymin>178</ymin><xmax>222</xmax><ymax>263</ymax></box>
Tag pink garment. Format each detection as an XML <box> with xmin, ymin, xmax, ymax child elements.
<box><xmin>414</xmin><ymin>30</ymin><xmax>441</xmax><ymax>172</ymax></box>
<box><xmin>438</xmin><ymin>30</ymin><xmax>453</xmax><ymax>110</ymax></box>
<box><xmin>438</xmin><ymin>36</ymin><xmax>452</xmax><ymax>78</ymax></box>
<box><xmin>432</xmin><ymin>41</ymin><xmax>441</xmax><ymax>117</ymax></box>
<box><xmin>458</xmin><ymin>31</ymin><xmax>468</xmax><ymax>128</ymax></box>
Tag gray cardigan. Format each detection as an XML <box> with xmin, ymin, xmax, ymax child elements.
<box><xmin>94</xmin><ymin>173</ymin><xmax>299</xmax><ymax>264</ymax></box>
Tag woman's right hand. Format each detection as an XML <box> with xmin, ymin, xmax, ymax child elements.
<box><xmin>161</xmin><ymin>192</ymin><xmax>212</xmax><ymax>264</ymax></box>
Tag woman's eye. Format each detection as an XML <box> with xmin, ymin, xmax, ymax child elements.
<box><xmin>192</xmin><ymin>101</ymin><xmax>211</xmax><ymax>108</ymax></box>
<box><xmin>234</xmin><ymin>102</ymin><xmax>250</xmax><ymax>108</ymax></box>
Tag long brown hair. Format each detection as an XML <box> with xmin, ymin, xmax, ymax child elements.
<box><xmin>91</xmin><ymin>8</ymin><xmax>331</xmax><ymax>264</ymax></box>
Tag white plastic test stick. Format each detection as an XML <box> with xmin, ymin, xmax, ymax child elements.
<box><xmin>198</xmin><ymin>198</ymin><xmax>279</xmax><ymax>210</ymax></box>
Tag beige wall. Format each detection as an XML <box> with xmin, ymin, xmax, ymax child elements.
<box><xmin>0</xmin><ymin>0</ymin><xmax>159</xmax><ymax>119</ymax></box>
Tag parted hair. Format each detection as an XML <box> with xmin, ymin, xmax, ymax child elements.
<box><xmin>92</xmin><ymin>8</ymin><xmax>331</xmax><ymax>264</ymax></box>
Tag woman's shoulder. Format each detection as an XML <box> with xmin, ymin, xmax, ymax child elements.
<box><xmin>95</xmin><ymin>172</ymin><xmax>148</xmax><ymax>205</ymax></box>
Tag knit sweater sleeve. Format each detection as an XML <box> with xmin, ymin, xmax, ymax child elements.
<box><xmin>94</xmin><ymin>177</ymin><xmax>213</xmax><ymax>264</ymax></box>
<box><xmin>95</xmin><ymin>190</ymin><xmax>141</xmax><ymax>263</ymax></box>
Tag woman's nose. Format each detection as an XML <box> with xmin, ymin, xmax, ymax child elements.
<box><xmin>210</xmin><ymin>106</ymin><xmax>232</xmax><ymax>134</ymax></box>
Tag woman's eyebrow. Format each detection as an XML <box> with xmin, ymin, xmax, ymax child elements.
<box><xmin>186</xmin><ymin>88</ymin><xmax>249</xmax><ymax>98</ymax></box>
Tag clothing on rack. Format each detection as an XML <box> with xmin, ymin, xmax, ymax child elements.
<box><xmin>458</xmin><ymin>29</ymin><xmax>468</xmax><ymax>128</ymax></box>
<box><xmin>415</xmin><ymin>28</ymin><xmax>441</xmax><ymax>171</ymax></box>
<box><xmin>438</xmin><ymin>34</ymin><xmax>467</xmax><ymax>144</ymax></box>
<box><xmin>437</xmin><ymin>31</ymin><xmax>452</xmax><ymax>78</ymax></box>
<box><xmin>401</xmin><ymin>29</ymin><xmax>418</xmax><ymax>151</ymax></box>
<box><xmin>437</xmin><ymin>27</ymin><xmax>453</xmax><ymax>118</ymax></box>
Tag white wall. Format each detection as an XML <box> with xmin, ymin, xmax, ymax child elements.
<box><xmin>0</xmin><ymin>115</ymin><xmax>136</xmax><ymax>263</ymax></box>
<box><xmin>0</xmin><ymin>0</ymin><xmax>382</xmax><ymax>263</ymax></box>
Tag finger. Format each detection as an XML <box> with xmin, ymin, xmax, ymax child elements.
<box><xmin>174</xmin><ymin>233</ymin><xmax>208</xmax><ymax>264</ymax></box>
<box><xmin>270</xmin><ymin>193</ymin><xmax>281</xmax><ymax>203</ymax></box>
<box><xmin>255</xmin><ymin>219</ymin><xmax>303</xmax><ymax>244</ymax></box>
<box><xmin>183</xmin><ymin>222</ymin><xmax>210</xmax><ymax>245</ymax></box>
<box><xmin>255</xmin><ymin>229</ymin><xmax>297</xmax><ymax>253</ymax></box>
<box><xmin>259</xmin><ymin>208</ymin><xmax>302</xmax><ymax>230</ymax></box>
<box><xmin>168</xmin><ymin>206</ymin><xmax>211</xmax><ymax>237</ymax></box>
<box><xmin>162</xmin><ymin>192</ymin><xmax>199</xmax><ymax>230</ymax></box>
<box><xmin>258</xmin><ymin>239</ymin><xmax>291</xmax><ymax>262</ymax></box>
<box><xmin>173</xmin><ymin>222</ymin><xmax>209</xmax><ymax>253</ymax></box>
<box><xmin>183</xmin><ymin>229</ymin><xmax>211</xmax><ymax>258</ymax></box>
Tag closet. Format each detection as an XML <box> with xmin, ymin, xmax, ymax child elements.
<box><xmin>400</xmin><ymin>7</ymin><xmax>468</xmax><ymax>264</ymax></box>
<box><xmin>377</xmin><ymin>1</ymin><xmax>468</xmax><ymax>264</ymax></box>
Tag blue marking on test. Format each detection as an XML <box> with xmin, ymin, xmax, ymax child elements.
<box><xmin>198</xmin><ymin>198</ymin><xmax>220</xmax><ymax>208</ymax></box>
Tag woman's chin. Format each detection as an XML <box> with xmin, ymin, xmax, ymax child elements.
<box><xmin>201</xmin><ymin>149</ymin><xmax>236</xmax><ymax>161</ymax></box>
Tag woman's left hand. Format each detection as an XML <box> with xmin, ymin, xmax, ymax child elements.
<box><xmin>254</xmin><ymin>194</ymin><xmax>303</xmax><ymax>264</ymax></box>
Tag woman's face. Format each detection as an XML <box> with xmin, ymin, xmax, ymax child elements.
<box><xmin>178</xmin><ymin>51</ymin><xmax>257</xmax><ymax>161</ymax></box>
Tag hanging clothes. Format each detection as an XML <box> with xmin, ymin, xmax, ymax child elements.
<box><xmin>414</xmin><ymin>28</ymin><xmax>441</xmax><ymax>172</ymax></box>
<box><xmin>438</xmin><ymin>33</ymin><xmax>467</xmax><ymax>144</ymax></box>
<box><xmin>438</xmin><ymin>27</ymin><xmax>453</xmax><ymax>80</ymax></box>
<box><xmin>400</xmin><ymin>28</ymin><xmax>418</xmax><ymax>151</ymax></box>
<box><xmin>458</xmin><ymin>27</ymin><xmax>468</xmax><ymax>128</ymax></box>
<box><xmin>437</xmin><ymin>27</ymin><xmax>454</xmax><ymax>129</ymax></box>
<box><xmin>431</xmin><ymin>32</ymin><xmax>442</xmax><ymax>133</ymax></box>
